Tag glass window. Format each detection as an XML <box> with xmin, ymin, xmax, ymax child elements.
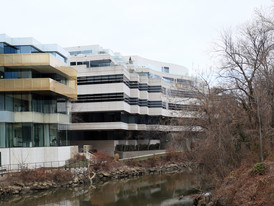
<box><xmin>21</xmin><ymin>94</ymin><xmax>31</xmax><ymax>111</ymax></box>
<box><xmin>0</xmin><ymin>43</ymin><xmax>4</xmax><ymax>54</ymax></box>
<box><xmin>161</xmin><ymin>67</ymin><xmax>169</xmax><ymax>73</ymax></box>
<box><xmin>57</xmin><ymin>100</ymin><xmax>68</xmax><ymax>114</ymax></box>
<box><xmin>32</xmin><ymin>94</ymin><xmax>43</xmax><ymax>113</ymax></box>
<box><xmin>13</xmin><ymin>94</ymin><xmax>21</xmax><ymax>112</ymax></box>
<box><xmin>58</xmin><ymin>129</ymin><xmax>68</xmax><ymax>146</ymax></box>
<box><xmin>0</xmin><ymin>94</ymin><xmax>4</xmax><ymax>110</ymax></box>
<box><xmin>5</xmin><ymin>94</ymin><xmax>13</xmax><ymax>111</ymax></box>
<box><xmin>5</xmin><ymin>69</ymin><xmax>18</xmax><ymax>79</ymax></box>
<box><xmin>13</xmin><ymin>94</ymin><xmax>31</xmax><ymax>112</ymax></box>
<box><xmin>13</xmin><ymin>124</ymin><xmax>22</xmax><ymax>147</ymax></box>
<box><xmin>16</xmin><ymin>46</ymin><xmax>40</xmax><ymax>54</ymax></box>
<box><xmin>4</xmin><ymin>44</ymin><xmax>17</xmax><ymax>54</ymax></box>
<box><xmin>6</xmin><ymin>123</ymin><xmax>13</xmax><ymax>147</ymax></box>
<box><xmin>22</xmin><ymin>123</ymin><xmax>32</xmax><ymax>147</ymax></box>
<box><xmin>20</xmin><ymin>70</ymin><xmax>31</xmax><ymax>78</ymax></box>
<box><xmin>0</xmin><ymin>123</ymin><xmax>5</xmax><ymax>148</ymax></box>
<box><xmin>49</xmin><ymin>52</ymin><xmax>67</xmax><ymax>63</ymax></box>
<box><xmin>43</xmin><ymin>124</ymin><xmax>50</xmax><ymax>147</ymax></box>
<box><xmin>34</xmin><ymin>124</ymin><xmax>43</xmax><ymax>147</ymax></box>
<box><xmin>0</xmin><ymin>67</ymin><xmax>4</xmax><ymax>79</ymax></box>
<box><xmin>50</xmin><ymin>99</ymin><xmax>57</xmax><ymax>113</ymax></box>
<box><xmin>49</xmin><ymin>124</ymin><xmax>58</xmax><ymax>146</ymax></box>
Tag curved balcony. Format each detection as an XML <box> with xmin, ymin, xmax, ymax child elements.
<box><xmin>0</xmin><ymin>78</ymin><xmax>77</xmax><ymax>99</ymax></box>
<box><xmin>0</xmin><ymin>53</ymin><xmax>77</xmax><ymax>80</ymax></box>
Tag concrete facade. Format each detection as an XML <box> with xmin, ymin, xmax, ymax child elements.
<box><xmin>66</xmin><ymin>45</ymin><xmax>203</xmax><ymax>154</ymax></box>
<box><xmin>0</xmin><ymin>146</ymin><xmax>78</xmax><ymax>170</ymax></box>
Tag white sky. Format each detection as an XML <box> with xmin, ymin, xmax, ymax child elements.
<box><xmin>1</xmin><ymin>0</ymin><xmax>273</xmax><ymax>74</ymax></box>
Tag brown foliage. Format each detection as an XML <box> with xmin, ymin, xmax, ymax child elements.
<box><xmin>165</xmin><ymin>149</ymin><xmax>185</xmax><ymax>162</ymax></box>
<box><xmin>52</xmin><ymin>170</ymin><xmax>74</xmax><ymax>183</ymax></box>
<box><xmin>20</xmin><ymin>168</ymin><xmax>73</xmax><ymax>183</ymax></box>
<box><xmin>68</xmin><ymin>153</ymin><xmax>87</xmax><ymax>164</ymax></box>
<box><xmin>124</xmin><ymin>159</ymin><xmax>140</xmax><ymax>167</ymax></box>
<box><xmin>20</xmin><ymin>168</ymin><xmax>50</xmax><ymax>182</ymax></box>
<box><xmin>213</xmin><ymin>156</ymin><xmax>274</xmax><ymax>206</ymax></box>
<box><xmin>91</xmin><ymin>150</ymin><xmax>122</xmax><ymax>171</ymax></box>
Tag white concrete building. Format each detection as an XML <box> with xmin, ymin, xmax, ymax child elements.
<box><xmin>66</xmin><ymin>45</ymin><xmax>202</xmax><ymax>154</ymax></box>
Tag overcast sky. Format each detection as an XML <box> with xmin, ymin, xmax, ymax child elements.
<box><xmin>1</xmin><ymin>0</ymin><xmax>273</xmax><ymax>74</ymax></box>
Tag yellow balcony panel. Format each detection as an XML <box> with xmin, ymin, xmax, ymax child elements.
<box><xmin>0</xmin><ymin>53</ymin><xmax>77</xmax><ymax>80</ymax></box>
<box><xmin>0</xmin><ymin>78</ymin><xmax>77</xmax><ymax>100</ymax></box>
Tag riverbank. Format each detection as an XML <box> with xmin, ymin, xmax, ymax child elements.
<box><xmin>189</xmin><ymin>155</ymin><xmax>274</xmax><ymax>206</ymax></box>
<box><xmin>211</xmin><ymin>156</ymin><xmax>274</xmax><ymax>206</ymax></box>
<box><xmin>0</xmin><ymin>161</ymin><xmax>193</xmax><ymax>199</ymax></box>
<box><xmin>2</xmin><ymin>154</ymin><xmax>272</xmax><ymax>206</ymax></box>
<box><xmin>0</xmin><ymin>172</ymin><xmax>199</xmax><ymax>206</ymax></box>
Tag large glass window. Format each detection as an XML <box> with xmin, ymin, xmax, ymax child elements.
<box><xmin>5</xmin><ymin>94</ymin><xmax>13</xmax><ymax>111</ymax></box>
<box><xmin>0</xmin><ymin>123</ymin><xmax>5</xmax><ymax>148</ymax></box>
<box><xmin>3</xmin><ymin>43</ymin><xmax>17</xmax><ymax>54</ymax></box>
<box><xmin>16</xmin><ymin>46</ymin><xmax>40</xmax><ymax>54</ymax></box>
<box><xmin>13</xmin><ymin>94</ymin><xmax>31</xmax><ymax>112</ymax></box>
<box><xmin>13</xmin><ymin>124</ymin><xmax>22</xmax><ymax>147</ymax></box>
<box><xmin>0</xmin><ymin>93</ymin><xmax>64</xmax><ymax>114</ymax></box>
<box><xmin>49</xmin><ymin>124</ymin><xmax>58</xmax><ymax>146</ymax></box>
<box><xmin>12</xmin><ymin>123</ymin><xmax>33</xmax><ymax>147</ymax></box>
<box><xmin>2</xmin><ymin>123</ymin><xmax>67</xmax><ymax>148</ymax></box>
<box><xmin>34</xmin><ymin>124</ymin><xmax>44</xmax><ymax>147</ymax></box>
<box><xmin>6</xmin><ymin>123</ymin><xmax>13</xmax><ymax>147</ymax></box>
<box><xmin>32</xmin><ymin>94</ymin><xmax>43</xmax><ymax>113</ymax></box>
<box><xmin>58</xmin><ymin>128</ymin><xmax>68</xmax><ymax>146</ymax></box>
<box><xmin>5</xmin><ymin>69</ymin><xmax>18</xmax><ymax>79</ymax></box>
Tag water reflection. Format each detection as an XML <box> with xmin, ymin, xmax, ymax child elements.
<box><xmin>0</xmin><ymin>173</ymin><xmax>197</xmax><ymax>206</ymax></box>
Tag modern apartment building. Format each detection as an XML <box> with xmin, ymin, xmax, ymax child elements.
<box><xmin>0</xmin><ymin>34</ymin><xmax>78</xmax><ymax>167</ymax></box>
<box><xmin>66</xmin><ymin>45</ymin><xmax>202</xmax><ymax>154</ymax></box>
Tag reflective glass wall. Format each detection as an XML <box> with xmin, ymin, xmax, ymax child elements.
<box><xmin>0</xmin><ymin>123</ymin><xmax>68</xmax><ymax>148</ymax></box>
<box><xmin>0</xmin><ymin>67</ymin><xmax>69</xmax><ymax>86</ymax></box>
<box><xmin>0</xmin><ymin>93</ymin><xmax>67</xmax><ymax>114</ymax></box>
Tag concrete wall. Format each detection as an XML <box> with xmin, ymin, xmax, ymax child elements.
<box><xmin>118</xmin><ymin>149</ymin><xmax>166</xmax><ymax>159</ymax></box>
<box><xmin>0</xmin><ymin>146</ymin><xmax>78</xmax><ymax>170</ymax></box>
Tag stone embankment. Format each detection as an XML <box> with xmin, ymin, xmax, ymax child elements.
<box><xmin>0</xmin><ymin>162</ymin><xmax>193</xmax><ymax>198</ymax></box>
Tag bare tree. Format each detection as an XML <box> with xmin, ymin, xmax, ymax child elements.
<box><xmin>169</xmin><ymin>7</ymin><xmax>274</xmax><ymax>183</ymax></box>
<box><xmin>215</xmin><ymin>9</ymin><xmax>274</xmax><ymax>161</ymax></box>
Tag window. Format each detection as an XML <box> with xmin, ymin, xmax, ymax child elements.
<box><xmin>16</xmin><ymin>46</ymin><xmax>40</xmax><ymax>54</ymax></box>
<box><xmin>5</xmin><ymin>94</ymin><xmax>13</xmax><ymax>111</ymax></box>
<box><xmin>34</xmin><ymin>124</ymin><xmax>43</xmax><ymax>147</ymax></box>
<box><xmin>0</xmin><ymin>94</ymin><xmax>4</xmax><ymax>111</ymax></box>
<box><xmin>161</xmin><ymin>66</ymin><xmax>169</xmax><ymax>73</ymax></box>
<box><xmin>3</xmin><ymin>43</ymin><xmax>17</xmax><ymax>54</ymax></box>
<box><xmin>69</xmin><ymin>50</ymin><xmax>92</xmax><ymax>56</ymax></box>
<box><xmin>0</xmin><ymin>67</ymin><xmax>4</xmax><ymax>79</ymax></box>
<box><xmin>49</xmin><ymin>52</ymin><xmax>67</xmax><ymax>63</ymax></box>
<box><xmin>49</xmin><ymin>124</ymin><xmax>58</xmax><ymax>146</ymax></box>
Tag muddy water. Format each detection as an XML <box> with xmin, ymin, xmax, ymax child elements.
<box><xmin>0</xmin><ymin>173</ymin><xmax>199</xmax><ymax>206</ymax></box>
